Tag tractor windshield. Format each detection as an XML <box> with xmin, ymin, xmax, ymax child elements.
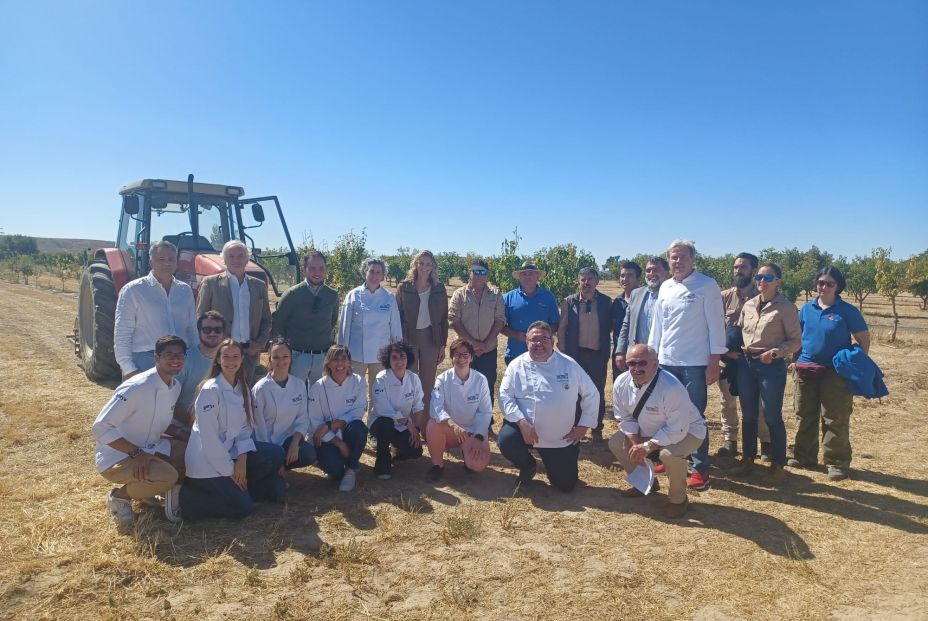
<box><xmin>118</xmin><ymin>192</ymin><xmax>238</xmax><ymax>255</ymax></box>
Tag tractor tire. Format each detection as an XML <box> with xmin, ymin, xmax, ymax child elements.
<box><xmin>77</xmin><ymin>262</ymin><xmax>120</xmax><ymax>381</ymax></box>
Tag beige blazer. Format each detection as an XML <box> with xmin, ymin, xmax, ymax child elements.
<box><xmin>196</xmin><ymin>273</ymin><xmax>272</xmax><ymax>348</ymax></box>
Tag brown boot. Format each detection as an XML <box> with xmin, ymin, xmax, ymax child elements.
<box><xmin>729</xmin><ymin>457</ymin><xmax>755</xmax><ymax>477</ymax></box>
<box><xmin>762</xmin><ymin>463</ymin><xmax>785</xmax><ymax>483</ymax></box>
<box><xmin>663</xmin><ymin>499</ymin><xmax>689</xmax><ymax>519</ymax></box>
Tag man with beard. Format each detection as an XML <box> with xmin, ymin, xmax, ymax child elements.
<box><xmin>615</xmin><ymin>257</ymin><xmax>669</xmax><ymax>373</ymax></box>
<box><xmin>718</xmin><ymin>252</ymin><xmax>770</xmax><ymax>458</ymax></box>
<box><xmin>173</xmin><ymin>310</ymin><xmax>227</xmax><ymax>428</ymax></box>
<box><xmin>609</xmin><ymin>261</ymin><xmax>642</xmax><ymax>377</ymax></box>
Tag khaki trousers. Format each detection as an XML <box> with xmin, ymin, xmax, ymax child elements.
<box><xmin>719</xmin><ymin>376</ymin><xmax>769</xmax><ymax>444</ymax></box>
<box><xmin>409</xmin><ymin>326</ymin><xmax>442</xmax><ymax>425</ymax></box>
<box><xmin>351</xmin><ymin>361</ymin><xmax>384</xmax><ymax>414</ymax></box>
<box><xmin>99</xmin><ymin>439</ymin><xmax>187</xmax><ymax>500</ymax></box>
<box><xmin>609</xmin><ymin>432</ymin><xmax>704</xmax><ymax>504</ymax></box>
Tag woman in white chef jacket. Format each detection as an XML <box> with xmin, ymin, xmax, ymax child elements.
<box><xmin>307</xmin><ymin>345</ymin><xmax>370</xmax><ymax>492</ymax></box>
<box><xmin>252</xmin><ymin>338</ymin><xmax>316</xmax><ymax>479</ymax></box>
<box><xmin>369</xmin><ymin>340</ymin><xmax>425</xmax><ymax>479</ymax></box>
<box><xmin>173</xmin><ymin>339</ymin><xmax>285</xmax><ymax>522</ymax></box>
<box><xmin>337</xmin><ymin>257</ymin><xmax>402</xmax><ymax>409</ymax></box>
<box><xmin>425</xmin><ymin>338</ymin><xmax>492</xmax><ymax>482</ymax></box>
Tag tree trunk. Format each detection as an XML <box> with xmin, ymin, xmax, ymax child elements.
<box><xmin>890</xmin><ymin>295</ymin><xmax>899</xmax><ymax>343</ymax></box>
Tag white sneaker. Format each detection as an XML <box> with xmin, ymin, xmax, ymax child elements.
<box><xmin>107</xmin><ymin>490</ymin><xmax>135</xmax><ymax>532</ymax></box>
<box><xmin>164</xmin><ymin>484</ymin><xmax>182</xmax><ymax>523</ymax></box>
<box><xmin>338</xmin><ymin>469</ymin><xmax>357</xmax><ymax>492</ymax></box>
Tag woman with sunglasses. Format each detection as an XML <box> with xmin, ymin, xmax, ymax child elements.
<box><xmin>369</xmin><ymin>340</ymin><xmax>425</xmax><ymax>479</ymax></box>
<box><xmin>307</xmin><ymin>345</ymin><xmax>369</xmax><ymax>492</ymax></box>
<box><xmin>790</xmin><ymin>266</ymin><xmax>869</xmax><ymax>481</ymax></box>
<box><xmin>252</xmin><ymin>339</ymin><xmax>316</xmax><ymax>484</ymax></box>
<box><xmin>729</xmin><ymin>264</ymin><xmax>801</xmax><ymax>482</ymax></box>
<box><xmin>395</xmin><ymin>250</ymin><xmax>449</xmax><ymax>431</ymax></box>
<box><xmin>170</xmin><ymin>339</ymin><xmax>285</xmax><ymax>522</ymax></box>
<box><xmin>425</xmin><ymin>339</ymin><xmax>492</xmax><ymax>481</ymax></box>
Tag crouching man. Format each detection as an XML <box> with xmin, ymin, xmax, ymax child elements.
<box><xmin>92</xmin><ymin>335</ymin><xmax>188</xmax><ymax>531</ymax></box>
<box><xmin>609</xmin><ymin>344</ymin><xmax>707</xmax><ymax>518</ymax></box>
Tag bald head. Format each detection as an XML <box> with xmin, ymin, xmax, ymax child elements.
<box><xmin>625</xmin><ymin>344</ymin><xmax>660</xmax><ymax>385</ymax></box>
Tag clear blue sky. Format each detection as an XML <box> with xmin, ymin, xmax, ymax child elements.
<box><xmin>2</xmin><ymin>1</ymin><xmax>926</xmax><ymax>264</ymax></box>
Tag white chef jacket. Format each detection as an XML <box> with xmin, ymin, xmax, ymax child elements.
<box><xmin>252</xmin><ymin>374</ymin><xmax>310</xmax><ymax>445</ymax></box>
<box><xmin>337</xmin><ymin>285</ymin><xmax>402</xmax><ymax>363</ymax></box>
<box><xmin>185</xmin><ymin>375</ymin><xmax>256</xmax><ymax>478</ymax></box>
<box><xmin>113</xmin><ymin>273</ymin><xmax>198</xmax><ymax>374</ymax></box>
<box><xmin>92</xmin><ymin>367</ymin><xmax>180</xmax><ymax>471</ymax></box>
<box><xmin>648</xmin><ymin>270</ymin><xmax>727</xmax><ymax>366</ymax></box>
<box><xmin>370</xmin><ymin>369</ymin><xmax>424</xmax><ymax>431</ymax></box>
<box><xmin>307</xmin><ymin>374</ymin><xmax>368</xmax><ymax>441</ymax></box>
<box><xmin>612</xmin><ymin>369</ymin><xmax>707</xmax><ymax>447</ymax></box>
<box><xmin>430</xmin><ymin>368</ymin><xmax>492</xmax><ymax>436</ymax></box>
<box><xmin>499</xmin><ymin>350</ymin><xmax>599</xmax><ymax>448</ymax></box>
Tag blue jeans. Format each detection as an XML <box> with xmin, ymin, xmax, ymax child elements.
<box><xmin>497</xmin><ymin>421</ymin><xmax>580</xmax><ymax>492</ymax></box>
<box><xmin>290</xmin><ymin>351</ymin><xmax>327</xmax><ymax>385</ymax></box>
<box><xmin>179</xmin><ymin>441</ymin><xmax>285</xmax><ymax>520</ymax></box>
<box><xmin>281</xmin><ymin>436</ymin><xmax>317</xmax><ymax>470</ymax></box>
<box><xmin>370</xmin><ymin>416</ymin><xmax>423</xmax><ymax>475</ymax></box>
<box><xmin>737</xmin><ymin>357</ymin><xmax>787</xmax><ymax>465</ymax></box>
<box><xmin>661</xmin><ymin>365</ymin><xmax>709</xmax><ymax>475</ymax></box>
<box><xmin>316</xmin><ymin>420</ymin><xmax>369</xmax><ymax>477</ymax></box>
<box><xmin>131</xmin><ymin>350</ymin><xmax>155</xmax><ymax>374</ymax></box>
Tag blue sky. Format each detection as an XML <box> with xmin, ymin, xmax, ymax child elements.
<box><xmin>1</xmin><ymin>1</ymin><xmax>926</xmax><ymax>264</ymax></box>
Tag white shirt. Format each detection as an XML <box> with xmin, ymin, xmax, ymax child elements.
<box><xmin>227</xmin><ymin>272</ymin><xmax>251</xmax><ymax>343</ymax></box>
<box><xmin>499</xmin><ymin>350</ymin><xmax>600</xmax><ymax>448</ymax></box>
<box><xmin>114</xmin><ymin>273</ymin><xmax>198</xmax><ymax>374</ymax></box>
<box><xmin>337</xmin><ymin>286</ymin><xmax>403</xmax><ymax>363</ymax></box>
<box><xmin>613</xmin><ymin>369</ymin><xmax>707</xmax><ymax>447</ymax></box>
<box><xmin>648</xmin><ymin>270</ymin><xmax>727</xmax><ymax>366</ymax></box>
<box><xmin>370</xmin><ymin>369</ymin><xmax>424</xmax><ymax>431</ymax></box>
<box><xmin>252</xmin><ymin>374</ymin><xmax>310</xmax><ymax>445</ymax></box>
<box><xmin>307</xmin><ymin>374</ymin><xmax>367</xmax><ymax>441</ymax></box>
<box><xmin>92</xmin><ymin>367</ymin><xmax>180</xmax><ymax>472</ymax></box>
<box><xmin>430</xmin><ymin>368</ymin><xmax>492</xmax><ymax>436</ymax></box>
<box><xmin>416</xmin><ymin>290</ymin><xmax>431</xmax><ymax>329</ymax></box>
<box><xmin>185</xmin><ymin>375</ymin><xmax>256</xmax><ymax>478</ymax></box>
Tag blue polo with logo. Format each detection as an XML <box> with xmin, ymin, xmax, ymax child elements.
<box><xmin>797</xmin><ymin>296</ymin><xmax>868</xmax><ymax>366</ymax></box>
<box><xmin>503</xmin><ymin>285</ymin><xmax>560</xmax><ymax>358</ymax></box>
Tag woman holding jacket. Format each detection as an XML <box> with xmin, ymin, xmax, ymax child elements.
<box><xmin>395</xmin><ymin>250</ymin><xmax>449</xmax><ymax>430</ymax></box>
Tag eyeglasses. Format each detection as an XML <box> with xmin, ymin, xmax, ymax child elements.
<box><xmin>754</xmin><ymin>274</ymin><xmax>776</xmax><ymax>283</ymax></box>
<box><xmin>451</xmin><ymin>351</ymin><xmax>472</xmax><ymax>359</ymax></box>
<box><xmin>471</xmin><ymin>268</ymin><xmax>488</xmax><ymax>276</ymax></box>
<box><xmin>816</xmin><ymin>280</ymin><xmax>837</xmax><ymax>288</ymax></box>
<box><xmin>200</xmin><ymin>326</ymin><xmax>224</xmax><ymax>334</ymax></box>
<box><xmin>527</xmin><ymin>337</ymin><xmax>551</xmax><ymax>344</ymax></box>
<box><xmin>159</xmin><ymin>351</ymin><xmax>186</xmax><ymax>360</ymax></box>
<box><xmin>626</xmin><ymin>360</ymin><xmax>649</xmax><ymax>368</ymax></box>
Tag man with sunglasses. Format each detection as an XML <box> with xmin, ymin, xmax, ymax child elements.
<box><xmin>272</xmin><ymin>251</ymin><xmax>340</xmax><ymax>385</ymax></box>
<box><xmin>718</xmin><ymin>252</ymin><xmax>770</xmax><ymax>459</ymax></box>
<box><xmin>557</xmin><ymin>267</ymin><xmax>613</xmax><ymax>440</ymax></box>
<box><xmin>449</xmin><ymin>259</ymin><xmax>506</xmax><ymax>408</ymax></box>
<box><xmin>173</xmin><ymin>310</ymin><xmax>228</xmax><ymax>427</ymax></box>
<box><xmin>609</xmin><ymin>344</ymin><xmax>706</xmax><ymax>518</ymax></box>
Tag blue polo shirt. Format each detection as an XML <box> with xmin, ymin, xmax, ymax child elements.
<box><xmin>797</xmin><ymin>296</ymin><xmax>868</xmax><ymax>366</ymax></box>
<box><xmin>174</xmin><ymin>346</ymin><xmax>214</xmax><ymax>412</ymax></box>
<box><xmin>503</xmin><ymin>286</ymin><xmax>560</xmax><ymax>358</ymax></box>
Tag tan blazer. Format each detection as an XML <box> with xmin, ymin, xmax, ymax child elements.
<box><xmin>196</xmin><ymin>273</ymin><xmax>272</xmax><ymax>348</ymax></box>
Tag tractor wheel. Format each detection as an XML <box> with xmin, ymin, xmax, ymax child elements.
<box><xmin>77</xmin><ymin>262</ymin><xmax>120</xmax><ymax>380</ymax></box>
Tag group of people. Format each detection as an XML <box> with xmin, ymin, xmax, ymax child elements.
<box><xmin>93</xmin><ymin>237</ymin><xmax>871</xmax><ymax>529</ymax></box>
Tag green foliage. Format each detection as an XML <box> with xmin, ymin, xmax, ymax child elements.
<box><xmin>384</xmin><ymin>247</ymin><xmax>413</xmax><ymax>286</ymax></box>
<box><xmin>602</xmin><ymin>254</ymin><xmax>653</xmax><ymax>280</ymax></box>
<box><xmin>695</xmin><ymin>253</ymin><xmax>735</xmax><ymax>291</ymax></box>
<box><xmin>328</xmin><ymin>230</ymin><xmax>369</xmax><ymax>295</ymax></box>
<box><xmin>487</xmin><ymin>229</ymin><xmax>524</xmax><ymax>293</ymax></box>
<box><xmin>906</xmin><ymin>251</ymin><xmax>928</xmax><ymax>310</ymax></box>
<box><xmin>874</xmin><ymin>247</ymin><xmax>907</xmax><ymax>342</ymax></box>
<box><xmin>435</xmin><ymin>251</ymin><xmax>468</xmax><ymax>286</ymax></box>
<box><xmin>842</xmin><ymin>255</ymin><xmax>877</xmax><ymax>311</ymax></box>
<box><xmin>532</xmin><ymin>244</ymin><xmax>597</xmax><ymax>302</ymax></box>
<box><xmin>0</xmin><ymin>234</ymin><xmax>39</xmax><ymax>259</ymax></box>
<box><xmin>759</xmin><ymin>247</ymin><xmax>812</xmax><ymax>302</ymax></box>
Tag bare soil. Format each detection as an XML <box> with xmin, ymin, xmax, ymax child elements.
<box><xmin>0</xmin><ymin>279</ymin><xmax>926</xmax><ymax>620</ymax></box>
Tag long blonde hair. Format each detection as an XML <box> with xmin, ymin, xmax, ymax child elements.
<box><xmin>403</xmin><ymin>250</ymin><xmax>438</xmax><ymax>286</ymax></box>
<box><xmin>198</xmin><ymin>338</ymin><xmax>254</xmax><ymax>425</ymax></box>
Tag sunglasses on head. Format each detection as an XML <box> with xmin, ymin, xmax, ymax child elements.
<box><xmin>200</xmin><ymin>326</ymin><xmax>224</xmax><ymax>334</ymax></box>
<box><xmin>754</xmin><ymin>274</ymin><xmax>776</xmax><ymax>283</ymax></box>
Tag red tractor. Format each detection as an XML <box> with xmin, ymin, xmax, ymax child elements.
<box><xmin>73</xmin><ymin>175</ymin><xmax>300</xmax><ymax>380</ymax></box>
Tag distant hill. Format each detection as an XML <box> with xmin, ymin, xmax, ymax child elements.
<box><xmin>1</xmin><ymin>236</ymin><xmax>113</xmax><ymax>253</ymax></box>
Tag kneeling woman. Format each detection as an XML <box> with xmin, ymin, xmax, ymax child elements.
<box><xmin>425</xmin><ymin>339</ymin><xmax>492</xmax><ymax>481</ymax></box>
<box><xmin>370</xmin><ymin>340</ymin><xmax>425</xmax><ymax>479</ymax></box>
<box><xmin>252</xmin><ymin>339</ymin><xmax>316</xmax><ymax>475</ymax></box>
<box><xmin>174</xmin><ymin>339</ymin><xmax>285</xmax><ymax>522</ymax></box>
<box><xmin>307</xmin><ymin>345</ymin><xmax>369</xmax><ymax>492</ymax></box>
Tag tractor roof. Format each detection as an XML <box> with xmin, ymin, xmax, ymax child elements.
<box><xmin>119</xmin><ymin>179</ymin><xmax>245</xmax><ymax>198</ymax></box>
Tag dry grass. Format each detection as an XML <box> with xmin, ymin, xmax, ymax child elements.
<box><xmin>1</xmin><ymin>280</ymin><xmax>928</xmax><ymax>620</ymax></box>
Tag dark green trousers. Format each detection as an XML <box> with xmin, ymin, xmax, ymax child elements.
<box><xmin>793</xmin><ymin>367</ymin><xmax>854</xmax><ymax>469</ymax></box>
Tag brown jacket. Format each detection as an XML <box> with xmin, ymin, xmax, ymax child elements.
<box><xmin>396</xmin><ymin>281</ymin><xmax>449</xmax><ymax>348</ymax></box>
<box><xmin>196</xmin><ymin>273</ymin><xmax>272</xmax><ymax>347</ymax></box>
<box><xmin>738</xmin><ymin>293</ymin><xmax>801</xmax><ymax>359</ymax></box>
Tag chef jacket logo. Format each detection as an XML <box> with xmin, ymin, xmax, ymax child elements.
<box><xmin>373</xmin><ymin>387</ymin><xmax>385</xmax><ymax>395</ymax></box>
<box><xmin>403</xmin><ymin>390</ymin><xmax>415</xmax><ymax>399</ymax></box>
<box><xmin>202</xmin><ymin>404</ymin><xmax>215</xmax><ymax>411</ymax></box>
<box><xmin>345</xmin><ymin>396</ymin><xmax>357</xmax><ymax>405</ymax></box>
<box><xmin>556</xmin><ymin>373</ymin><xmax>569</xmax><ymax>382</ymax></box>
<box><xmin>291</xmin><ymin>396</ymin><xmax>303</xmax><ymax>404</ymax></box>
<box><xmin>379</xmin><ymin>304</ymin><xmax>391</xmax><ymax>311</ymax></box>
<box><xmin>467</xmin><ymin>394</ymin><xmax>479</xmax><ymax>402</ymax></box>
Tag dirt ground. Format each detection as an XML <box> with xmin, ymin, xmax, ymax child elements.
<box><xmin>0</xmin><ymin>279</ymin><xmax>926</xmax><ymax>620</ymax></box>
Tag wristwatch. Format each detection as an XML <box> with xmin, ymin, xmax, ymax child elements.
<box><xmin>128</xmin><ymin>447</ymin><xmax>144</xmax><ymax>459</ymax></box>
<box><xmin>771</xmin><ymin>351</ymin><xmax>779</xmax><ymax>359</ymax></box>
<box><xmin>642</xmin><ymin>440</ymin><xmax>654</xmax><ymax>452</ymax></box>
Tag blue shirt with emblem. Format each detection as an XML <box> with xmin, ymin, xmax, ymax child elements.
<box><xmin>797</xmin><ymin>296</ymin><xmax>868</xmax><ymax>366</ymax></box>
<box><xmin>503</xmin><ymin>286</ymin><xmax>560</xmax><ymax>359</ymax></box>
